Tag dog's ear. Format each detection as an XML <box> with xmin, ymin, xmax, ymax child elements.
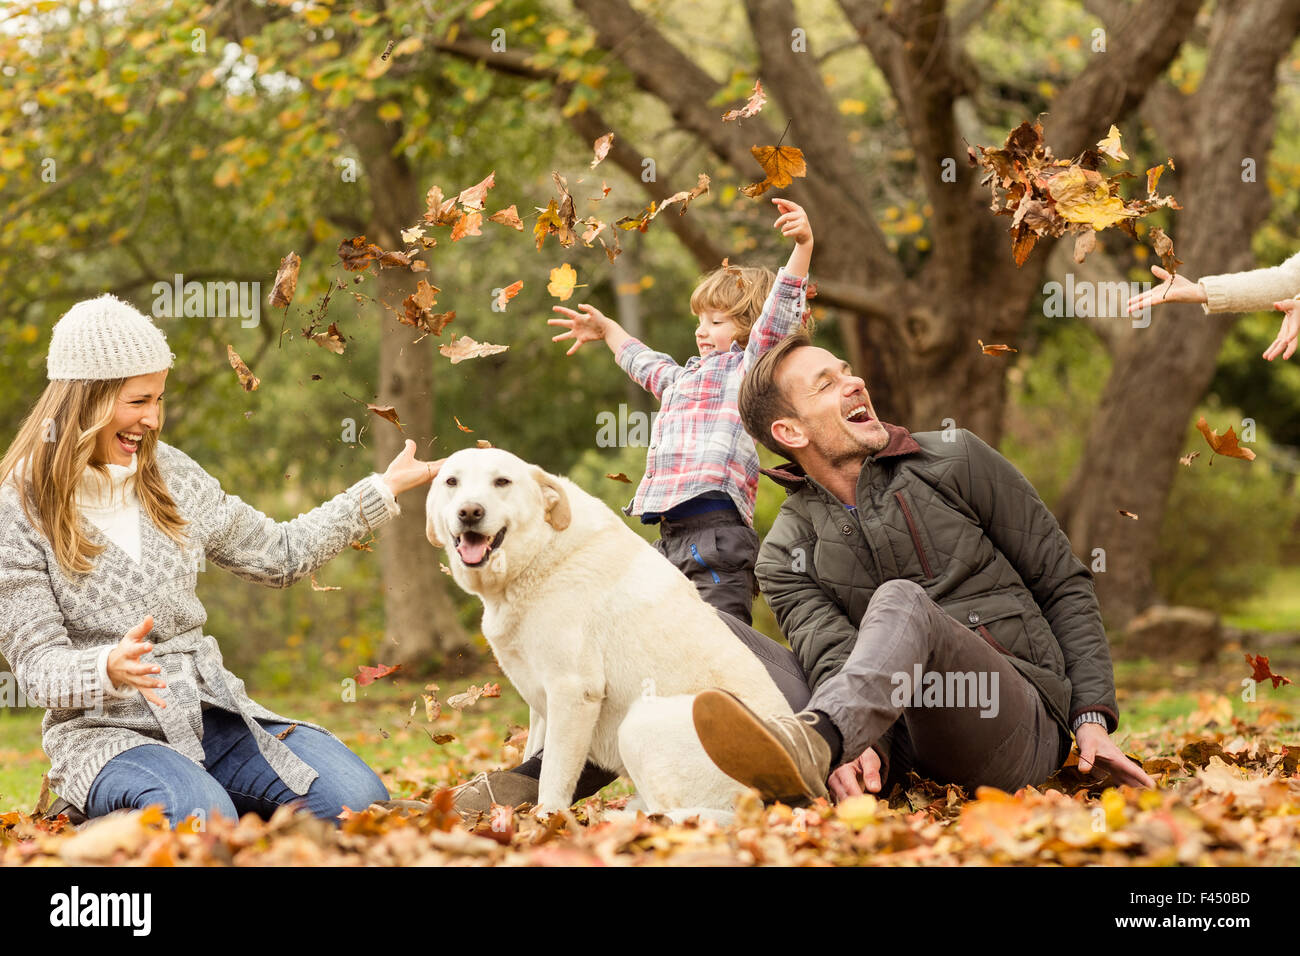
<box><xmin>425</xmin><ymin>487</ymin><xmax>445</xmax><ymax>548</ymax></box>
<box><xmin>531</xmin><ymin>466</ymin><xmax>571</xmax><ymax>532</ymax></box>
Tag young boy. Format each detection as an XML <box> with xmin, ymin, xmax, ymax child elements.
<box><xmin>549</xmin><ymin>197</ymin><xmax>813</xmax><ymax>627</ymax></box>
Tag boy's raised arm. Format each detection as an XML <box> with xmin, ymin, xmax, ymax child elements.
<box><xmin>743</xmin><ymin>198</ymin><xmax>814</xmax><ymax>373</ymax></box>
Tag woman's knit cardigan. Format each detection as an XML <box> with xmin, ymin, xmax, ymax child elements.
<box><xmin>0</xmin><ymin>441</ymin><xmax>399</xmax><ymax>811</ymax></box>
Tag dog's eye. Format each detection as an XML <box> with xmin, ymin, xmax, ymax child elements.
<box><xmin>494</xmin><ymin>477</ymin><xmax>511</xmax><ymax>487</ymax></box>
<box><xmin>445</xmin><ymin>477</ymin><xmax>458</xmax><ymax>487</ymax></box>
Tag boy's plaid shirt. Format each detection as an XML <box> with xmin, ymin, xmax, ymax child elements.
<box><xmin>614</xmin><ymin>267</ymin><xmax>809</xmax><ymax>527</ymax></box>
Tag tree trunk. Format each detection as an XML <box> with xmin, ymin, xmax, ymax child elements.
<box><xmin>1058</xmin><ymin>0</ymin><xmax>1300</xmax><ymax>627</ymax></box>
<box><xmin>355</xmin><ymin>114</ymin><xmax>470</xmax><ymax>666</ymax></box>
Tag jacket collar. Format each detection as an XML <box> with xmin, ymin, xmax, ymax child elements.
<box><xmin>760</xmin><ymin>422</ymin><xmax>921</xmax><ymax>492</ymax></box>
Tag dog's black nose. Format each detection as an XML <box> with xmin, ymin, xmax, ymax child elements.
<box><xmin>458</xmin><ymin>502</ymin><xmax>485</xmax><ymax>525</ymax></box>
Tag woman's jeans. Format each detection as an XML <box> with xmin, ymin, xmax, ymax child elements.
<box><xmin>85</xmin><ymin>706</ymin><xmax>388</xmax><ymax>827</ymax></box>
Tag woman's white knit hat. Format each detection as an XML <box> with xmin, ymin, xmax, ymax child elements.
<box><xmin>46</xmin><ymin>293</ymin><xmax>176</xmax><ymax>381</ymax></box>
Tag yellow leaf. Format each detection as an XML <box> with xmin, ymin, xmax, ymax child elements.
<box><xmin>838</xmin><ymin>98</ymin><xmax>867</xmax><ymax>115</ymax></box>
<box><xmin>1047</xmin><ymin>166</ymin><xmax>1137</xmax><ymax>230</ymax></box>
<box><xmin>390</xmin><ymin>36</ymin><xmax>423</xmax><ymax>58</ymax></box>
<box><xmin>303</xmin><ymin>6</ymin><xmax>331</xmax><ymax>26</ymax></box>
<box><xmin>378</xmin><ymin>101</ymin><xmax>402</xmax><ymax>122</ymax></box>
<box><xmin>547</xmin><ymin>263</ymin><xmax>579</xmax><ymax>300</ymax></box>
<box><xmin>836</xmin><ymin>794</ymin><xmax>878</xmax><ymax>830</ymax></box>
<box><xmin>1096</xmin><ymin>124</ymin><xmax>1129</xmax><ymax>163</ymax></box>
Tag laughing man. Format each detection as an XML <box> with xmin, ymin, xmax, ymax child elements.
<box><xmin>691</xmin><ymin>333</ymin><xmax>1154</xmax><ymax>802</ymax></box>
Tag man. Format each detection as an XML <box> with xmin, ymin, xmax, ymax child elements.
<box><xmin>692</xmin><ymin>332</ymin><xmax>1154</xmax><ymax>802</ymax></box>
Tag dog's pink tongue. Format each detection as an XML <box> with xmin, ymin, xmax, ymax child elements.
<box><xmin>457</xmin><ymin>534</ymin><xmax>491</xmax><ymax>565</ymax></box>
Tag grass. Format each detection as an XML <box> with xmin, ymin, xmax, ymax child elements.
<box><xmin>1224</xmin><ymin>565</ymin><xmax>1300</xmax><ymax>633</ymax></box>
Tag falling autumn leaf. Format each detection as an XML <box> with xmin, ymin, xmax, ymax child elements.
<box><xmin>423</xmin><ymin>184</ymin><xmax>460</xmax><ymax>226</ymax></box>
<box><xmin>356</xmin><ymin>663</ymin><xmax>402</xmax><ymax>686</ymax></box>
<box><xmin>534</xmin><ymin>198</ymin><xmax>576</xmax><ymax>251</ymax></box>
<box><xmin>456</xmin><ymin>172</ymin><xmax>496</xmax><ymax>210</ymax></box>
<box><xmin>1149</xmin><ymin>227</ymin><xmax>1183</xmax><ymax>275</ymax></box>
<box><xmin>488</xmin><ymin>205</ymin><xmax>524</xmax><ymax>231</ymax></box>
<box><xmin>659</xmin><ymin>173</ymin><xmax>711</xmax><ymax>217</ymax></box>
<box><xmin>1196</xmin><ymin>417</ymin><xmax>1256</xmax><ymax>462</ymax></box>
<box><xmin>606</xmin><ymin>472</ymin><xmax>632</xmax><ymax>483</ymax></box>
<box><xmin>1096</xmin><ymin>124</ymin><xmax>1129</xmax><ymax>163</ymax></box>
<box><xmin>1072</xmin><ymin>230</ymin><xmax>1097</xmax><ymax>264</ymax></box>
<box><xmin>495</xmin><ymin>280</ymin><xmax>524</xmax><ymax>311</ymax></box>
<box><xmin>547</xmin><ymin>263</ymin><xmax>580</xmax><ymax>300</ymax></box>
<box><xmin>447</xmin><ymin>682</ymin><xmax>502</xmax><ymax>710</ymax></box>
<box><xmin>1179</xmin><ymin>451</ymin><xmax>1200</xmax><ymax>466</ymax></box>
<box><xmin>367</xmin><ymin>403</ymin><xmax>403</xmax><ymax>431</ymax></box>
<box><xmin>590</xmin><ymin>132</ymin><xmax>614</xmax><ymax>169</ymax></box>
<box><xmin>588</xmin><ymin>181</ymin><xmax>611</xmax><ymax>202</ymax></box>
<box><xmin>1046</xmin><ymin>166</ymin><xmax>1137</xmax><ymax>230</ymax></box>
<box><xmin>454</xmin><ymin>415</ymin><xmax>473</xmax><ymax>433</ymax></box>
<box><xmin>1146</xmin><ymin>164</ymin><xmax>1166</xmax><ymax>197</ymax></box>
<box><xmin>227</xmin><ymin>345</ymin><xmax>259</xmax><ymax>391</ymax></box>
<box><xmin>722</xmin><ymin>79</ymin><xmax>767</xmax><ymax>122</ymax></box>
<box><xmin>310</xmin><ymin>574</ymin><xmax>341</xmax><ymax>592</ymax></box>
<box><xmin>475</xmin><ymin>439</ymin><xmax>492</xmax><ymax>448</ymax></box>
<box><xmin>401</xmin><ymin>280</ymin><xmax>454</xmax><ymax>337</ymax></box>
<box><xmin>337</xmin><ymin>236</ymin><xmax>415</xmax><ymax>272</ymax></box>
<box><xmin>1245</xmin><ymin>653</ymin><xmax>1292</xmax><ymax>689</ymax></box>
<box><xmin>1118</xmin><ymin>510</ymin><xmax>1139</xmax><ymax>520</ymax></box>
<box><xmin>441</xmin><ymin>335</ymin><xmax>509</xmax><ymax>365</ymax></box>
<box><xmin>741</xmin><ymin>145</ymin><xmax>807</xmax><ymax>198</ymax></box>
<box><xmin>268</xmin><ymin>251</ymin><xmax>301</xmax><ymax>309</ymax></box>
<box><xmin>423</xmin><ymin>684</ymin><xmax>442</xmax><ymax>722</ymax></box>
<box><xmin>400</xmin><ymin>225</ymin><xmax>427</xmax><ymax>244</ymax></box>
<box><xmin>451</xmin><ymin>210</ymin><xmax>483</xmax><ymax>242</ymax></box>
<box><xmin>307</xmin><ymin>322</ymin><xmax>346</xmax><ymax>354</ymax></box>
<box><xmin>978</xmin><ymin>340</ymin><xmax>1018</xmax><ymax>355</ymax></box>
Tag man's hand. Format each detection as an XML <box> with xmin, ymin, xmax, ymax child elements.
<box><xmin>1263</xmin><ymin>298</ymin><xmax>1300</xmax><ymax>361</ymax></box>
<box><xmin>1076</xmin><ymin>722</ymin><xmax>1155</xmax><ymax>788</ymax></box>
<box><xmin>828</xmin><ymin>746</ymin><xmax>883</xmax><ymax>801</ymax></box>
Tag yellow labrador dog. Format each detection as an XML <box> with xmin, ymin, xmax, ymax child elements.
<box><xmin>426</xmin><ymin>447</ymin><xmax>794</xmax><ymax>818</ymax></box>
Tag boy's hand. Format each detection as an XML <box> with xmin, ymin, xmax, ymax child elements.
<box><xmin>773</xmin><ymin>198</ymin><xmax>813</xmax><ymax>247</ymax></box>
<box><xmin>549</xmin><ymin>304</ymin><xmax>610</xmax><ymax>356</ymax></box>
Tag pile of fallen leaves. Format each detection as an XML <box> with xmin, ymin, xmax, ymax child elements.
<box><xmin>2</xmin><ymin>701</ymin><xmax>1294</xmax><ymax>867</ymax></box>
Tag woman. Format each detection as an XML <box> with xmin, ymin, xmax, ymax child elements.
<box><xmin>0</xmin><ymin>293</ymin><xmax>441</xmax><ymax>827</ymax></box>
<box><xmin>1126</xmin><ymin>257</ymin><xmax>1300</xmax><ymax>361</ymax></box>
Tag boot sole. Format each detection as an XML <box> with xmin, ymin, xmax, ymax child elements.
<box><xmin>692</xmin><ymin>689</ymin><xmax>818</xmax><ymax>804</ymax></box>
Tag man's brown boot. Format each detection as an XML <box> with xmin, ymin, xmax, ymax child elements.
<box><xmin>692</xmin><ymin>689</ymin><xmax>831</xmax><ymax>804</ymax></box>
<box><xmin>450</xmin><ymin>770</ymin><xmax>539</xmax><ymax>819</ymax></box>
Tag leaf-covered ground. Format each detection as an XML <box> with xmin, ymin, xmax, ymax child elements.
<box><xmin>1</xmin><ymin>648</ymin><xmax>1296</xmax><ymax>866</ymax></box>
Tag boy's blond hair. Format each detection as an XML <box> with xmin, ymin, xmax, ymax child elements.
<box><xmin>689</xmin><ymin>265</ymin><xmax>777</xmax><ymax>348</ymax></box>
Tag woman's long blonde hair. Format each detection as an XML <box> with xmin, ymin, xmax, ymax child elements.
<box><xmin>0</xmin><ymin>378</ymin><xmax>190</xmax><ymax>577</ymax></box>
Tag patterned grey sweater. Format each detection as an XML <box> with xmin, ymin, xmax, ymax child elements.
<box><xmin>0</xmin><ymin>441</ymin><xmax>398</xmax><ymax>811</ymax></box>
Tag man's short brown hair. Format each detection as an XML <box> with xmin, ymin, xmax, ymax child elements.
<box><xmin>739</xmin><ymin>331</ymin><xmax>812</xmax><ymax>457</ymax></box>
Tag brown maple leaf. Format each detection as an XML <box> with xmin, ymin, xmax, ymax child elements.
<box><xmin>450</xmin><ymin>209</ymin><xmax>483</xmax><ymax>242</ymax></box>
<box><xmin>307</xmin><ymin>321</ymin><xmax>346</xmax><ymax>354</ymax></box>
<box><xmin>337</xmin><ymin>236</ymin><xmax>413</xmax><ymax>272</ymax></box>
<box><xmin>605</xmin><ymin>472</ymin><xmax>632</xmax><ymax>483</ymax></box>
<box><xmin>488</xmin><ymin>205</ymin><xmax>524</xmax><ymax>231</ymax></box>
<box><xmin>456</xmin><ymin>171</ymin><xmax>496</xmax><ymax>210</ymax></box>
<box><xmin>423</xmin><ymin>185</ymin><xmax>460</xmax><ymax>226</ymax></box>
<box><xmin>268</xmin><ymin>251</ymin><xmax>300</xmax><ymax>309</ymax></box>
<box><xmin>1245</xmin><ymin>653</ymin><xmax>1292</xmax><ymax>689</ymax></box>
<box><xmin>227</xmin><ymin>345</ymin><xmax>260</xmax><ymax>391</ymax></box>
<box><xmin>741</xmin><ymin>145</ymin><xmax>807</xmax><ymax>198</ymax></box>
<box><xmin>978</xmin><ymin>340</ymin><xmax>1018</xmax><ymax>355</ymax></box>
<box><xmin>1148</xmin><ymin>227</ymin><xmax>1183</xmax><ymax>275</ymax></box>
<box><xmin>401</xmin><ymin>280</ymin><xmax>454</xmax><ymax>337</ymax></box>
<box><xmin>1196</xmin><ymin>417</ymin><xmax>1256</xmax><ymax>462</ymax></box>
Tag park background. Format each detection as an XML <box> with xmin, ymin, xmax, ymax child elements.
<box><xmin>0</xmin><ymin>0</ymin><xmax>1296</xmax><ymax>863</ymax></box>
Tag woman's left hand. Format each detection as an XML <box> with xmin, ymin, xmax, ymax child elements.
<box><xmin>1264</xmin><ymin>299</ymin><xmax>1300</xmax><ymax>362</ymax></box>
<box><xmin>381</xmin><ymin>439</ymin><xmax>445</xmax><ymax>497</ymax></box>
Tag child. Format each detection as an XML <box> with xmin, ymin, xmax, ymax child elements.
<box><xmin>549</xmin><ymin>197</ymin><xmax>813</xmax><ymax>627</ymax></box>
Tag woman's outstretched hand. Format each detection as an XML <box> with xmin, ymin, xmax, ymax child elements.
<box><xmin>382</xmin><ymin>439</ymin><xmax>446</xmax><ymax>497</ymax></box>
<box><xmin>106</xmin><ymin>615</ymin><xmax>167</xmax><ymax>708</ymax></box>
<box><xmin>1126</xmin><ymin>265</ymin><xmax>1206</xmax><ymax>315</ymax></box>
<box><xmin>1264</xmin><ymin>299</ymin><xmax>1300</xmax><ymax>361</ymax></box>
